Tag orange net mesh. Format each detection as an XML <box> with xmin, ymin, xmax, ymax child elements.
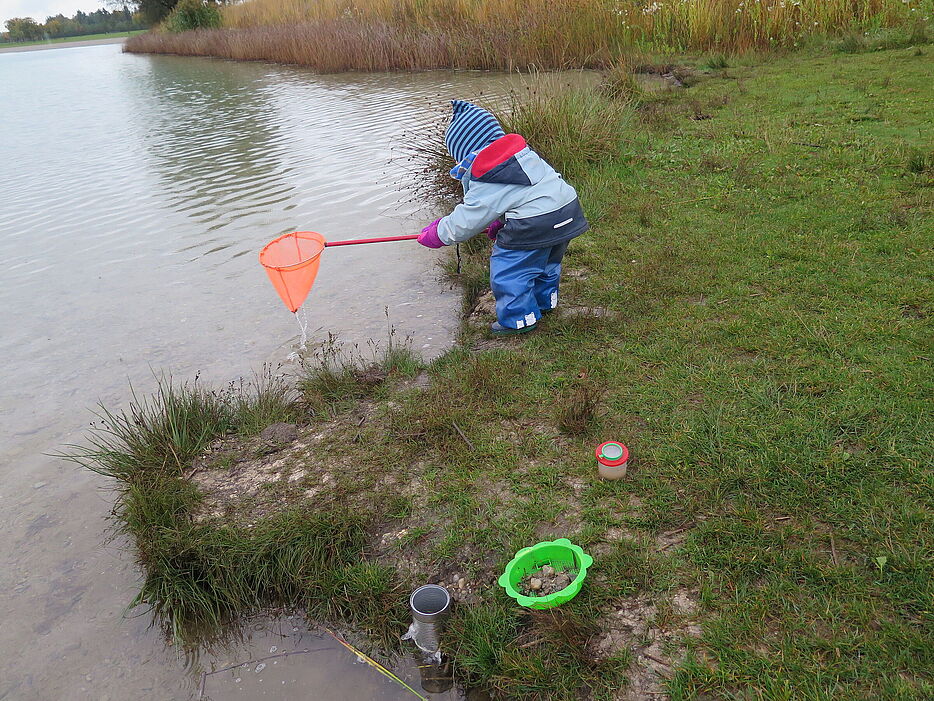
<box><xmin>259</xmin><ymin>231</ymin><xmax>326</xmax><ymax>313</ymax></box>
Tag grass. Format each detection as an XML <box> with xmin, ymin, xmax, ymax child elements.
<box><xmin>124</xmin><ymin>0</ymin><xmax>934</xmax><ymax>71</ymax></box>
<box><xmin>298</xmin><ymin>331</ymin><xmax>423</xmax><ymax>417</ymax></box>
<box><xmin>0</xmin><ymin>30</ymin><xmax>145</xmax><ymax>49</ymax></box>
<box><xmin>497</xmin><ymin>76</ymin><xmax>635</xmax><ymax>177</ymax></box>
<box><xmin>74</xmin><ymin>46</ymin><xmax>933</xmax><ymax>699</ymax></box>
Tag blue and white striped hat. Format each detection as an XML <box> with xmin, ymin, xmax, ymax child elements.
<box><xmin>444</xmin><ymin>100</ymin><xmax>505</xmax><ymax>165</ymax></box>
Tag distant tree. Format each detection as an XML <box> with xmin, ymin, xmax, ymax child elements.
<box><xmin>2</xmin><ymin>4</ymin><xmax>147</xmax><ymax>42</ymax></box>
<box><xmin>5</xmin><ymin>17</ymin><xmax>43</xmax><ymax>41</ymax></box>
<box><xmin>128</xmin><ymin>0</ymin><xmax>180</xmax><ymax>24</ymax></box>
<box><xmin>44</xmin><ymin>14</ymin><xmax>67</xmax><ymax>37</ymax></box>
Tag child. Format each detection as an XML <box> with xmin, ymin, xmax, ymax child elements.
<box><xmin>417</xmin><ymin>100</ymin><xmax>588</xmax><ymax>336</ymax></box>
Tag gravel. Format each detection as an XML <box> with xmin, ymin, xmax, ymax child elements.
<box><xmin>518</xmin><ymin>565</ymin><xmax>576</xmax><ymax>596</ymax></box>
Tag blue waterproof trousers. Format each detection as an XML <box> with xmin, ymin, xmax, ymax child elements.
<box><xmin>489</xmin><ymin>241</ymin><xmax>570</xmax><ymax>330</ymax></box>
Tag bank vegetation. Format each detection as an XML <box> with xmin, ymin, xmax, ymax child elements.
<box><xmin>125</xmin><ymin>0</ymin><xmax>933</xmax><ymax>70</ymax></box>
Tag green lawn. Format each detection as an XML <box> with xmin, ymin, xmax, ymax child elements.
<box><xmin>75</xmin><ymin>45</ymin><xmax>933</xmax><ymax>700</ymax></box>
<box><xmin>0</xmin><ymin>30</ymin><xmax>145</xmax><ymax>49</ymax></box>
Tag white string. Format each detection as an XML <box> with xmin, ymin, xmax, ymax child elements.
<box><xmin>286</xmin><ymin>307</ymin><xmax>309</xmax><ymax>362</ymax></box>
<box><xmin>297</xmin><ymin>306</ymin><xmax>309</xmax><ymax>349</ymax></box>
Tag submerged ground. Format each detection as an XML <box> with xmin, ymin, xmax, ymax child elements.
<box><xmin>80</xmin><ymin>45</ymin><xmax>933</xmax><ymax>700</ymax></box>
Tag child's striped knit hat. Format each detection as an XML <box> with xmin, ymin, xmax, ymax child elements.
<box><xmin>444</xmin><ymin>100</ymin><xmax>505</xmax><ymax>165</ymax></box>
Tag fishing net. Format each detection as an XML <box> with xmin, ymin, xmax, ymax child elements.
<box><xmin>259</xmin><ymin>231</ymin><xmax>326</xmax><ymax>313</ymax></box>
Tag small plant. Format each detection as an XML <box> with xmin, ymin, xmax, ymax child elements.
<box><xmin>556</xmin><ymin>379</ymin><xmax>605</xmax><ymax>435</ymax></box>
<box><xmin>906</xmin><ymin>147</ymin><xmax>932</xmax><ymax>174</ymax></box>
<box><xmin>298</xmin><ymin>330</ymin><xmax>422</xmax><ymax>417</ymax></box>
<box><xmin>523</xmin><ymin>608</ymin><xmax>601</xmax><ymax>660</ymax></box>
<box><xmin>298</xmin><ymin>336</ymin><xmax>374</xmax><ymax>417</ymax></box>
<box><xmin>599</xmin><ymin>57</ymin><xmax>644</xmax><ymax>102</ymax></box>
<box><xmin>838</xmin><ymin>31</ymin><xmax>868</xmax><ymax>54</ymax></box>
<box><xmin>229</xmin><ymin>365</ymin><xmax>302</xmax><ymax>437</ymax></box>
<box><xmin>394</xmin><ymin>112</ymin><xmax>460</xmax><ymax>206</ymax></box>
<box><xmin>63</xmin><ymin>376</ymin><xmax>234</xmax><ymax>480</ymax></box>
<box><xmin>702</xmin><ymin>53</ymin><xmax>729</xmax><ymax>70</ymax></box>
<box><xmin>164</xmin><ymin>0</ymin><xmax>221</xmax><ymax>33</ymax></box>
<box><xmin>638</xmin><ymin>202</ymin><xmax>656</xmax><ymax>228</ymax></box>
<box><xmin>497</xmin><ymin>76</ymin><xmax>633</xmax><ymax>176</ymax></box>
<box><xmin>873</xmin><ymin>555</ymin><xmax>888</xmax><ymax>575</ymax></box>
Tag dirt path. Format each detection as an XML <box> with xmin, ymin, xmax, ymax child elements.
<box><xmin>0</xmin><ymin>36</ymin><xmax>127</xmax><ymax>53</ymax></box>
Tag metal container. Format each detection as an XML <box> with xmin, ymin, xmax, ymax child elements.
<box><xmin>407</xmin><ymin>584</ymin><xmax>451</xmax><ymax>654</ymax></box>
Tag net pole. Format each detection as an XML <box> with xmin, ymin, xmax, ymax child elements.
<box><xmin>324</xmin><ymin>234</ymin><xmax>420</xmax><ymax>247</ymax></box>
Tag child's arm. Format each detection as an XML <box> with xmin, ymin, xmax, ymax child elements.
<box><xmin>436</xmin><ymin>182</ymin><xmax>512</xmax><ymax>246</ymax></box>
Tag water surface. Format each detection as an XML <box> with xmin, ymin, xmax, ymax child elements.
<box><xmin>0</xmin><ymin>43</ymin><xmax>521</xmax><ymax>699</ymax></box>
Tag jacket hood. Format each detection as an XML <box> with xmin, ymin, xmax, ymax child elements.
<box><xmin>471</xmin><ymin>134</ymin><xmax>535</xmax><ymax>186</ymax></box>
<box><xmin>445</xmin><ymin>100</ymin><xmax>505</xmax><ymax>165</ymax></box>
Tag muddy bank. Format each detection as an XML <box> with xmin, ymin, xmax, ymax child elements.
<box><xmin>127</xmin><ymin>292</ymin><xmax>702</xmax><ymax>698</ymax></box>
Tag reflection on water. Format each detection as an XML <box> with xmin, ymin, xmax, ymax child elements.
<box><xmin>132</xmin><ymin>57</ymin><xmax>296</xmax><ymax>243</ymax></box>
<box><xmin>0</xmin><ymin>43</ymin><xmax>527</xmax><ymax>700</ymax></box>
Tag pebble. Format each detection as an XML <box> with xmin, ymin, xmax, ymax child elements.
<box><xmin>458</xmin><ymin>578</ymin><xmax>466</xmax><ymax>589</ymax></box>
<box><xmin>541</xmin><ymin>565</ymin><xmax>555</xmax><ymax>577</ymax></box>
<box><xmin>33</xmin><ymin>482</ymin><xmax>47</xmax><ymax>489</ymax></box>
<box><xmin>529</xmin><ymin>577</ymin><xmax>543</xmax><ymax>591</ymax></box>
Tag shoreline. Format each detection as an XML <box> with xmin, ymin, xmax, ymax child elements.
<box><xmin>0</xmin><ymin>36</ymin><xmax>128</xmax><ymax>54</ymax></box>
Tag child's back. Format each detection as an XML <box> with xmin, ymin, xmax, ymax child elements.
<box><xmin>418</xmin><ymin>101</ymin><xmax>588</xmax><ymax>335</ymax></box>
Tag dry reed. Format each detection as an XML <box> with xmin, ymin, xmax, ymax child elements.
<box><xmin>126</xmin><ymin>0</ymin><xmax>931</xmax><ymax>70</ymax></box>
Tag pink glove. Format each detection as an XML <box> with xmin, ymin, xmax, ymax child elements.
<box><xmin>486</xmin><ymin>219</ymin><xmax>504</xmax><ymax>240</ymax></box>
<box><xmin>417</xmin><ymin>218</ymin><xmax>445</xmax><ymax>249</ymax></box>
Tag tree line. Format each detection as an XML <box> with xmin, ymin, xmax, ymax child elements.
<box><xmin>3</xmin><ymin>6</ymin><xmax>148</xmax><ymax>42</ymax></box>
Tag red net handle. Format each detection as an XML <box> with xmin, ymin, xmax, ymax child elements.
<box><xmin>324</xmin><ymin>234</ymin><xmax>420</xmax><ymax>247</ymax></box>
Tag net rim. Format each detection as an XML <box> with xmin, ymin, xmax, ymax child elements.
<box><xmin>259</xmin><ymin>231</ymin><xmax>326</xmax><ymax>272</ymax></box>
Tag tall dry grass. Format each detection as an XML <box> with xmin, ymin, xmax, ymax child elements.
<box><xmin>224</xmin><ymin>0</ymin><xmax>929</xmax><ymax>51</ymax></box>
<box><xmin>126</xmin><ymin>21</ymin><xmax>495</xmax><ymax>71</ymax></box>
<box><xmin>126</xmin><ymin>0</ymin><xmax>932</xmax><ymax>70</ymax></box>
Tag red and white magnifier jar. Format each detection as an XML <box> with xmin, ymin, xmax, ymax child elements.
<box><xmin>595</xmin><ymin>441</ymin><xmax>629</xmax><ymax>480</ymax></box>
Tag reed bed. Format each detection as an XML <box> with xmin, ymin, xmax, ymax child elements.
<box><xmin>126</xmin><ymin>20</ymin><xmax>531</xmax><ymax>70</ymax></box>
<box><xmin>126</xmin><ymin>0</ymin><xmax>932</xmax><ymax>70</ymax></box>
<box><xmin>227</xmin><ymin>0</ymin><xmax>929</xmax><ymax>52</ymax></box>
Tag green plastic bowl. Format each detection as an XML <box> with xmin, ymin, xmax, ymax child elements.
<box><xmin>498</xmin><ymin>538</ymin><xmax>594</xmax><ymax>609</ymax></box>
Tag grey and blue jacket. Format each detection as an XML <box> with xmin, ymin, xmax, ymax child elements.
<box><xmin>437</xmin><ymin>134</ymin><xmax>588</xmax><ymax>251</ymax></box>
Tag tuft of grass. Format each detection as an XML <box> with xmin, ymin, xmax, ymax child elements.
<box><xmin>701</xmin><ymin>53</ymin><xmax>730</xmax><ymax>70</ymax></box>
<box><xmin>446</xmin><ymin>600</ymin><xmax>629</xmax><ymax>700</ymax></box>
<box><xmin>298</xmin><ymin>331</ymin><xmax>423</xmax><ymax>418</ymax></box>
<box><xmin>131</xmin><ymin>500</ymin><xmax>406</xmax><ymax>646</ymax></box>
<box><xmin>495</xmin><ymin>76</ymin><xmax>634</xmax><ymax>177</ymax></box>
<box><xmin>230</xmin><ymin>365</ymin><xmax>303</xmax><ymax>437</ymax></box>
<box><xmin>65</xmin><ymin>373</ymin><xmax>407</xmax><ymax>647</ymax></box>
<box><xmin>906</xmin><ymin>147</ymin><xmax>933</xmax><ymax>173</ymax></box>
<box><xmin>64</xmin><ymin>377</ymin><xmax>234</xmax><ymax>480</ymax></box>
<box><xmin>63</xmin><ymin>369</ymin><xmax>304</xmax><ymax>480</ymax></box>
<box><xmin>556</xmin><ymin>380</ymin><xmax>606</xmax><ymax>435</ymax></box>
<box><xmin>598</xmin><ymin>57</ymin><xmax>645</xmax><ymax>102</ymax></box>
<box><xmin>839</xmin><ymin>31</ymin><xmax>869</xmax><ymax>54</ymax></box>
